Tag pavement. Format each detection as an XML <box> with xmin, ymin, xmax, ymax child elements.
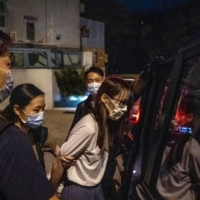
<box><xmin>43</xmin><ymin>110</ymin><xmax>74</xmax><ymax>146</ymax></box>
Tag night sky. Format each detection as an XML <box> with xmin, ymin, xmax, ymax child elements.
<box><xmin>119</xmin><ymin>0</ymin><xmax>188</xmax><ymax>12</ymax></box>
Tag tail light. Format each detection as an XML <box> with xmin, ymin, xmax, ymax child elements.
<box><xmin>130</xmin><ymin>108</ymin><xmax>140</xmax><ymax>124</ymax></box>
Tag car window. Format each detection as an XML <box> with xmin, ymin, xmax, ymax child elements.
<box><xmin>156</xmin><ymin>55</ymin><xmax>200</xmax><ymax>199</ymax></box>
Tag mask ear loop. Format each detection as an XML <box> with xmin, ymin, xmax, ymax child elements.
<box><xmin>0</xmin><ymin>68</ymin><xmax>8</xmax><ymax>74</ymax></box>
<box><xmin>18</xmin><ymin>108</ymin><xmax>28</xmax><ymax>124</ymax></box>
<box><xmin>20</xmin><ymin>108</ymin><xmax>28</xmax><ymax>117</ymax></box>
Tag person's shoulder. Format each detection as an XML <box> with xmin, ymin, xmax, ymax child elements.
<box><xmin>190</xmin><ymin>138</ymin><xmax>200</xmax><ymax>153</ymax></box>
<box><xmin>82</xmin><ymin>114</ymin><xmax>96</xmax><ymax>132</ymax></box>
<box><xmin>1</xmin><ymin>124</ymin><xmax>24</xmax><ymax>139</ymax></box>
<box><xmin>185</xmin><ymin>137</ymin><xmax>200</xmax><ymax>161</ymax></box>
<box><xmin>76</xmin><ymin>100</ymin><xmax>86</xmax><ymax>111</ymax></box>
<box><xmin>0</xmin><ymin>124</ymin><xmax>30</xmax><ymax>150</ymax></box>
<box><xmin>73</xmin><ymin>114</ymin><xmax>96</xmax><ymax>135</ymax></box>
<box><xmin>81</xmin><ymin>113</ymin><xmax>95</xmax><ymax>122</ymax></box>
<box><xmin>77</xmin><ymin>96</ymin><xmax>91</xmax><ymax>107</ymax></box>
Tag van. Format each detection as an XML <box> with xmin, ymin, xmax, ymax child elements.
<box><xmin>122</xmin><ymin>35</ymin><xmax>200</xmax><ymax>199</ymax></box>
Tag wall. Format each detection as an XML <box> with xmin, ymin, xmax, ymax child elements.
<box><xmin>0</xmin><ymin>69</ymin><xmax>55</xmax><ymax>110</ymax></box>
<box><xmin>82</xmin><ymin>51</ymin><xmax>93</xmax><ymax>66</ymax></box>
<box><xmin>80</xmin><ymin>17</ymin><xmax>107</xmax><ymax>69</ymax></box>
<box><xmin>80</xmin><ymin>17</ymin><xmax>105</xmax><ymax>49</ymax></box>
<box><xmin>7</xmin><ymin>0</ymin><xmax>80</xmax><ymax>48</ymax></box>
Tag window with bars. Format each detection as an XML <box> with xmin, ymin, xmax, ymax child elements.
<box><xmin>26</xmin><ymin>20</ymin><xmax>35</xmax><ymax>41</ymax></box>
<box><xmin>0</xmin><ymin>1</ymin><xmax>6</xmax><ymax>27</ymax></box>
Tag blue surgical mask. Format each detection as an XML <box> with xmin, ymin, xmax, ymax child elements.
<box><xmin>20</xmin><ymin>110</ymin><xmax>44</xmax><ymax>129</ymax></box>
<box><xmin>0</xmin><ymin>68</ymin><xmax>14</xmax><ymax>102</ymax></box>
<box><xmin>87</xmin><ymin>82</ymin><xmax>101</xmax><ymax>96</ymax></box>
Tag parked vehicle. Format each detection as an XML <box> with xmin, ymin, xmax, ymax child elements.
<box><xmin>122</xmin><ymin>35</ymin><xmax>200</xmax><ymax>200</ymax></box>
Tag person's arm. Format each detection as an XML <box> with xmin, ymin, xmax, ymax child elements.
<box><xmin>53</xmin><ymin>144</ymin><xmax>60</xmax><ymax>156</ymax></box>
<box><xmin>131</xmin><ymin>56</ymin><xmax>165</xmax><ymax>98</ymax></box>
<box><xmin>49</xmin><ymin>194</ymin><xmax>60</xmax><ymax>200</ymax></box>
<box><xmin>131</xmin><ymin>73</ymin><xmax>148</xmax><ymax>96</ymax></box>
<box><xmin>50</xmin><ymin>156</ymin><xmax>64</xmax><ymax>190</ymax></box>
<box><xmin>42</xmin><ymin>129</ymin><xmax>59</xmax><ymax>156</ymax></box>
<box><xmin>61</xmin><ymin>120</ymin><xmax>94</xmax><ymax>157</ymax></box>
<box><xmin>50</xmin><ymin>154</ymin><xmax>75</xmax><ymax>190</ymax></box>
<box><xmin>0</xmin><ymin>127</ymin><xmax>56</xmax><ymax>200</ymax></box>
<box><xmin>43</xmin><ymin>130</ymin><xmax>76</xmax><ymax>163</ymax></box>
<box><xmin>50</xmin><ymin>118</ymin><xmax>93</xmax><ymax>189</ymax></box>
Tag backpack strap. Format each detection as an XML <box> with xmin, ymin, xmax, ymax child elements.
<box><xmin>40</xmin><ymin>126</ymin><xmax>48</xmax><ymax>145</ymax></box>
<box><xmin>31</xmin><ymin>126</ymin><xmax>48</xmax><ymax>170</ymax></box>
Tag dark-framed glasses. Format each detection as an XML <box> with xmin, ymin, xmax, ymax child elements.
<box><xmin>107</xmin><ymin>95</ymin><xmax>128</xmax><ymax>108</ymax></box>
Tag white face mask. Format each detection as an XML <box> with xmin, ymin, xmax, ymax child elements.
<box><xmin>105</xmin><ymin>97</ymin><xmax>127</xmax><ymax>121</ymax></box>
<box><xmin>87</xmin><ymin>82</ymin><xmax>101</xmax><ymax>96</ymax></box>
<box><xmin>19</xmin><ymin>110</ymin><xmax>44</xmax><ymax>129</ymax></box>
<box><xmin>108</xmin><ymin>105</ymin><xmax>127</xmax><ymax>121</ymax></box>
<box><xmin>0</xmin><ymin>68</ymin><xmax>14</xmax><ymax>103</ymax></box>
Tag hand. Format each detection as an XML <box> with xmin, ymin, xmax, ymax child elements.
<box><xmin>59</xmin><ymin>155</ymin><xmax>76</xmax><ymax>168</ymax></box>
<box><xmin>147</xmin><ymin>56</ymin><xmax>165</xmax><ymax>71</ymax></box>
<box><xmin>140</xmin><ymin>56</ymin><xmax>165</xmax><ymax>81</ymax></box>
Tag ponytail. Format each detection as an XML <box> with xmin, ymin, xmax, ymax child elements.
<box><xmin>2</xmin><ymin>104</ymin><xmax>15</xmax><ymax>122</ymax></box>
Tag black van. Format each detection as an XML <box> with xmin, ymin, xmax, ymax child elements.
<box><xmin>122</xmin><ymin>35</ymin><xmax>200</xmax><ymax>200</ymax></box>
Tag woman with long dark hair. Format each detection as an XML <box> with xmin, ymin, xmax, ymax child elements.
<box><xmin>51</xmin><ymin>77</ymin><xmax>132</xmax><ymax>200</ymax></box>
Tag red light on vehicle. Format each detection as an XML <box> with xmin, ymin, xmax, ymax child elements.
<box><xmin>174</xmin><ymin>110</ymin><xmax>186</xmax><ymax>123</ymax></box>
<box><xmin>123</xmin><ymin>131</ymin><xmax>134</xmax><ymax>140</ymax></box>
<box><xmin>130</xmin><ymin>108</ymin><xmax>140</xmax><ymax>124</ymax></box>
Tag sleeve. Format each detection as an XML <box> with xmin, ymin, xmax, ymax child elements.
<box><xmin>42</xmin><ymin>131</ymin><xmax>58</xmax><ymax>153</ymax></box>
<box><xmin>188</xmin><ymin>139</ymin><xmax>200</xmax><ymax>186</ymax></box>
<box><xmin>61</xmin><ymin>118</ymin><xmax>94</xmax><ymax>157</ymax></box>
<box><xmin>0</xmin><ymin>129</ymin><xmax>55</xmax><ymax>200</ymax></box>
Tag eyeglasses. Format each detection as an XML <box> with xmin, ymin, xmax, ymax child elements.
<box><xmin>107</xmin><ymin>95</ymin><xmax>128</xmax><ymax>108</ymax></box>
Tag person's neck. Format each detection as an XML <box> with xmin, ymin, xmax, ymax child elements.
<box><xmin>91</xmin><ymin>96</ymin><xmax>96</xmax><ymax>107</ymax></box>
<box><xmin>91</xmin><ymin>95</ymin><xmax>96</xmax><ymax>102</ymax></box>
<box><xmin>14</xmin><ymin>121</ymin><xmax>28</xmax><ymax>134</ymax></box>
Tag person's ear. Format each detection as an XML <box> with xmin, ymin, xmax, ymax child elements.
<box><xmin>101</xmin><ymin>93</ymin><xmax>108</xmax><ymax>104</ymax></box>
<box><xmin>13</xmin><ymin>105</ymin><xmax>22</xmax><ymax>116</ymax></box>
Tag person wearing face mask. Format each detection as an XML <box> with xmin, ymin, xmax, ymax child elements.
<box><xmin>65</xmin><ymin>66</ymin><xmax>149</xmax><ymax>199</ymax></box>
<box><xmin>66</xmin><ymin>65</ymin><xmax>105</xmax><ymax>137</ymax></box>
<box><xmin>2</xmin><ymin>83</ymin><xmax>75</xmax><ymax>171</ymax></box>
<box><xmin>0</xmin><ymin>67</ymin><xmax>13</xmax><ymax>102</ymax></box>
<box><xmin>0</xmin><ymin>31</ymin><xmax>59</xmax><ymax>199</ymax></box>
<box><xmin>50</xmin><ymin>77</ymin><xmax>131</xmax><ymax>200</ymax></box>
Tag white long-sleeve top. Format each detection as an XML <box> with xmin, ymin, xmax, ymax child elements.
<box><xmin>60</xmin><ymin>114</ymin><xmax>108</xmax><ymax>186</ymax></box>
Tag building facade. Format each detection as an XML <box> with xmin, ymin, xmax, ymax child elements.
<box><xmin>0</xmin><ymin>0</ymin><xmax>107</xmax><ymax>110</ymax></box>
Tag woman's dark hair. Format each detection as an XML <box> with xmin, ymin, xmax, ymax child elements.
<box><xmin>2</xmin><ymin>83</ymin><xmax>44</xmax><ymax>122</ymax></box>
<box><xmin>92</xmin><ymin>77</ymin><xmax>132</xmax><ymax>153</ymax></box>
<box><xmin>0</xmin><ymin>30</ymin><xmax>12</xmax><ymax>54</ymax></box>
<box><xmin>84</xmin><ymin>66</ymin><xmax>104</xmax><ymax>78</ymax></box>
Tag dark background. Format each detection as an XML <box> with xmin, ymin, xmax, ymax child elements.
<box><xmin>80</xmin><ymin>0</ymin><xmax>200</xmax><ymax>74</ymax></box>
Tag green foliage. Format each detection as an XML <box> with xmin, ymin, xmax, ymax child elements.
<box><xmin>54</xmin><ymin>68</ymin><xmax>86</xmax><ymax>100</ymax></box>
